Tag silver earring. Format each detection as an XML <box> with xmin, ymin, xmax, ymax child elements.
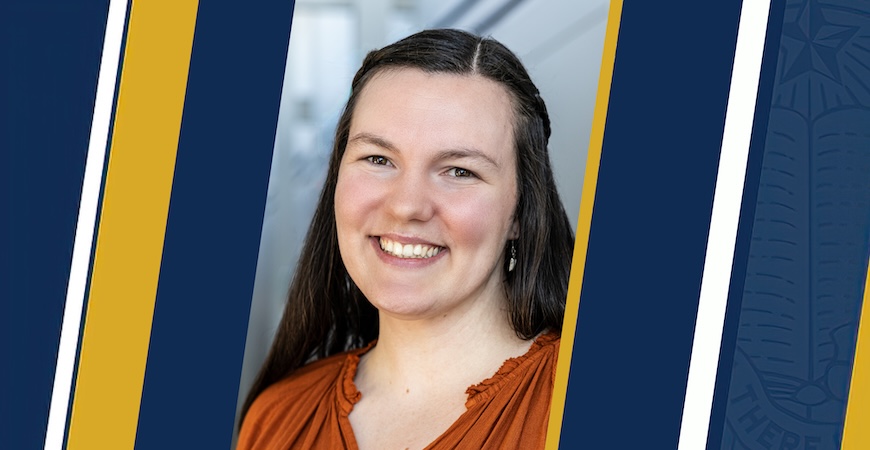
<box><xmin>508</xmin><ymin>241</ymin><xmax>517</xmax><ymax>272</ymax></box>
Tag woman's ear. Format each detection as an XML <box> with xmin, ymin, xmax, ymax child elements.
<box><xmin>509</xmin><ymin>217</ymin><xmax>519</xmax><ymax>240</ymax></box>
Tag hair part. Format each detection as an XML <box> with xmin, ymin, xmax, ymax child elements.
<box><xmin>241</xmin><ymin>28</ymin><xmax>574</xmax><ymax>423</ymax></box>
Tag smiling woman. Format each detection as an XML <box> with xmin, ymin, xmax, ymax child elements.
<box><xmin>337</xmin><ymin>69</ymin><xmax>518</xmax><ymax>323</ymax></box>
<box><xmin>238</xmin><ymin>29</ymin><xmax>575</xmax><ymax>450</ymax></box>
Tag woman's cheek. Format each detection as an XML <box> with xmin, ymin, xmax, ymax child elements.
<box><xmin>442</xmin><ymin>191</ymin><xmax>512</xmax><ymax>245</ymax></box>
<box><xmin>336</xmin><ymin>170</ymin><xmax>377</xmax><ymax>221</ymax></box>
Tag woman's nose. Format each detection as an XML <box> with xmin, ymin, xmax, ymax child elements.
<box><xmin>384</xmin><ymin>171</ymin><xmax>436</xmax><ymax>222</ymax></box>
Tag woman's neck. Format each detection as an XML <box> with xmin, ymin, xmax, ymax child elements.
<box><xmin>348</xmin><ymin>295</ymin><xmax>537</xmax><ymax>450</ymax></box>
<box><xmin>356</xmin><ymin>299</ymin><xmax>531</xmax><ymax>397</ymax></box>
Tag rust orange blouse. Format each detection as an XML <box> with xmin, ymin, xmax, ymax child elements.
<box><xmin>238</xmin><ymin>332</ymin><xmax>559</xmax><ymax>450</ymax></box>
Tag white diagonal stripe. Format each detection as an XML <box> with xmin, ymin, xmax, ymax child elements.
<box><xmin>677</xmin><ymin>1</ymin><xmax>772</xmax><ymax>449</ymax></box>
<box><xmin>44</xmin><ymin>1</ymin><xmax>128</xmax><ymax>449</ymax></box>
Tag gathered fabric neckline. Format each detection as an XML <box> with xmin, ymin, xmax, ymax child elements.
<box><xmin>335</xmin><ymin>331</ymin><xmax>559</xmax><ymax>414</ymax></box>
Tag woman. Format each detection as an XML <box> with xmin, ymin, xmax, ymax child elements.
<box><xmin>239</xmin><ymin>29</ymin><xmax>574</xmax><ymax>449</ymax></box>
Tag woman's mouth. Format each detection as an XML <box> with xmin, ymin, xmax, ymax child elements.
<box><xmin>378</xmin><ymin>237</ymin><xmax>445</xmax><ymax>259</ymax></box>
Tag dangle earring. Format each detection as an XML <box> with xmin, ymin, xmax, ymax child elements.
<box><xmin>508</xmin><ymin>241</ymin><xmax>517</xmax><ymax>272</ymax></box>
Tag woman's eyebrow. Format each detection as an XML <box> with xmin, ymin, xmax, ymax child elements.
<box><xmin>347</xmin><ymin>133</ymin><xmax>397</xmax><ymax>152</ymax></box>
<box><xmin>435</xmin><ymin>149</ymin><xmax>501</xmax><ymax>169</ymax></box>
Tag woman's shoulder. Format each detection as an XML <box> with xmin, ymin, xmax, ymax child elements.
<box><xmin>498</xmin><ymin>330</ymin><xmax>560</xmax><ymax>378</ymax></box>
<box><xmin>260</xmin><ymin>353</ymin><xmax>348</xmax><ymax>400</ymax></box>
<box><xmin>464</xmin><ymin>331</ymin><xmax>560</xmax><ymax>404</ymax></box>
<box><xmin>539</xmin><ymin>331</ymin><xmax>560</xmax><ymax>376</ymax></box>
<box><xmin>239</xmin><ymin>348</ymin><xmax>367</xmax><ymax>449</ymax></box>
<box><xmin>248</xmin><ymin>342</ymin><xmax>374</xmax><ymax>414</ymax></box>
<box><xmin>425</xmin><ymin>332</ymin><xmax>561</xmax><ymax>449</ymax></box>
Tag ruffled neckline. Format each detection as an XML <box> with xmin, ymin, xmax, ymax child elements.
<box><xmin>336</xmin><ymin>341</ymin><xmax>375</xmax><ymax>414</ymax></box>
<box><xmin>464</xmin><ymin>331</ymin><xmax>558</xmax><ymax>406</ymax></box>
<box><xmin>336</xmin><ymin>331</ymin><xmax>559</xmax><ymax>413</ymax></box>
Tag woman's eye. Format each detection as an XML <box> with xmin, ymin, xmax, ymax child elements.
<box><xmin>449</xmin><ymin>167</ymin><xmax>475</xmax><ymax>178</ymax></box>
<box><xmin>366</xmin><ymin>155</ymin><xmax>390</xmax><ymax>166</ymax></box>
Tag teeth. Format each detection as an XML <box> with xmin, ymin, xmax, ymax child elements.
<box><xmin>379</xmin><ymin>237</ymin><xmax>443</xmax><ymax>259</ymax></box>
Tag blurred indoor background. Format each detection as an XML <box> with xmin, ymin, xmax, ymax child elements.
<box><xmin>235</xmin><ymin>0</ymin><xmax>609</xmax><ymax>438</ymax></box>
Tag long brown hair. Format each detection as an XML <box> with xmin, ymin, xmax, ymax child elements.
<box><xmin>241</xmin><ymin>28</ymin><xmax>574</xmax><ymax>421</ymax></box>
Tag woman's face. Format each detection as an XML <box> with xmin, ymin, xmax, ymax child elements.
<box><xmin>334</xmin><ymin>68</ymin><xmax>519</xmax><ymax>321</ymax></box>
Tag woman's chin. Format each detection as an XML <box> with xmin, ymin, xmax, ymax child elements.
<box><xmin>368</xmin><ymin>294</ymin><xmax>444</xmax><ymax>321</ymax></box>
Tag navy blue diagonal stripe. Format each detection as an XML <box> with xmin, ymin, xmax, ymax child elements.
<box><xmin>0</xmin><ymin>2</ymin><xmax>109</xmax><ymax>449</ymax></box>
<box><xmin>559</xmin><ymin>1</ymin><xmax>744</xmax><ymax>448</ymax></box>
<box><xmin>133</xmin><ymin>2</ymin><xmax>295</xmax><ymax>449</ymax></box>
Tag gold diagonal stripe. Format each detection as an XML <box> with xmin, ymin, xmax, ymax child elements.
<box><xmin>545</xmin><ymin>1</ymin><xmax>624</xmax><ymax>448</ymax></box>
<box><xmin>842</xmin><ymin>257</ymin><xmax>870</xmax><ymax>449</ymax></box>
<box><xmin>66</xmin><ymin>1</ymin><xmax>199</xmax><ymax>448</ymax></box>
